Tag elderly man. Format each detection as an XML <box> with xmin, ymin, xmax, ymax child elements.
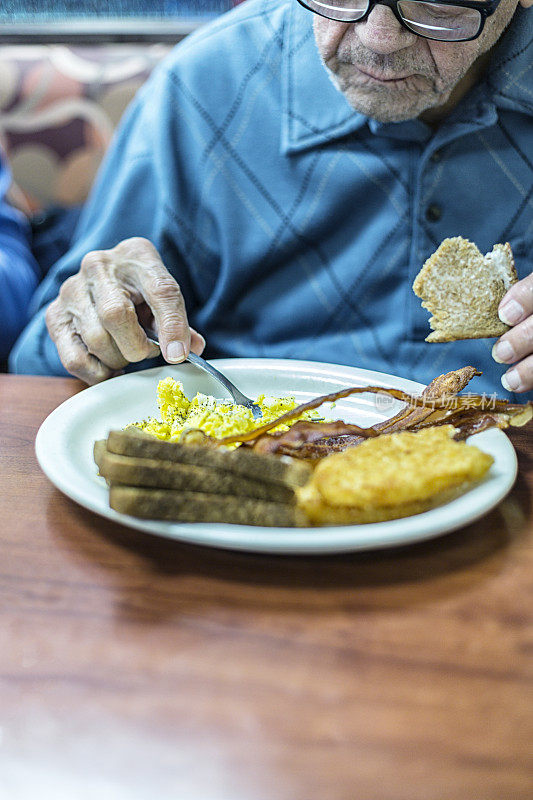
<box><xmin>10</xmin><ymin>0</ymin><xmax>533</xmax><ymax>398</ymax></box>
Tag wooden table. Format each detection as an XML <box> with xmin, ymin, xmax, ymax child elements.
<box><xmin>1</xmin><ymin>374</ymin><xmax>532</xmax><ymax>800</ymax></box>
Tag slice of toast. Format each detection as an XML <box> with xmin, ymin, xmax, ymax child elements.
<box><xmin>412</xmin><ymin>237</ymin><xmax>517</xmax><ymax>342</ymax></box>
<box><xmin>105</xmin><ymin>428</ymin><xmax>312</xmax><ymax>488</ymax></box>
<box><xmin>95</xmin><ymin>444</ymin><xmax>297</xmax><ymax>504</ymax></box>
<box><xmin>109</xmin><ymin>485</ymin><xmax>307</xmax><ymax>527</ymax></box>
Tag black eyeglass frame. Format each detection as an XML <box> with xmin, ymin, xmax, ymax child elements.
<box><xmin>296</xmin><ymin>0</ymin><xmax>503</xmax><ymax>42</ymax></box>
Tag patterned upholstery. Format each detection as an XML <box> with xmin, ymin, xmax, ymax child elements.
<box><xmin>0</xmin><ymin>44</ymin><xmax>175</xmax><ymax>212</ymax></box>
<box><xmin>0</xmin><ymin>2</ymin><xmax>245</xmax><ymax>212</ymax></box>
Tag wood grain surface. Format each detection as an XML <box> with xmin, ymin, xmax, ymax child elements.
<box><xmin>1</xmin><ymin>374</ymin><xmax>532</xmax><ymax>800</ymax></box>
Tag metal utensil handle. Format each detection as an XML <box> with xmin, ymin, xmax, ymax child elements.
<box><xmin>143</xmin><ymin>326</ymin><xmax>255</xmax><ymax>408</ymax></box>
<box><xmin>186</xmin><ymin>352</ymin><xmax>251</xmax><ymax>406</ymax></box>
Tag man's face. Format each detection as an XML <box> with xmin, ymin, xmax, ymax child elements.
<box><xmin>313</xmin><ymin>0</ymin><xmax>526</xmax><ymax>122</ymax></box>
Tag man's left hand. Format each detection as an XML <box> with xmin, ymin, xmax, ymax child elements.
<box><xmin>492</xmin><ymin>272</ymin><xmax>533</xmax><ymax>393</ymax></box>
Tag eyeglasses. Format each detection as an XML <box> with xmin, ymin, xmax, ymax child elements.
<box><xmin>296</xmin><ymin>0</ymin><xmax>502</xmax><ymax>42</ymax></box>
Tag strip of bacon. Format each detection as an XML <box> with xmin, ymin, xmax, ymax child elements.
<box><xmin>249</xmin><ymin>420</ymin><xmax>375</xmax><ymax>455</ymax></box>
<box><xmin>247</xmin><ymin>367</ymin><xmax>483</xmax><ymax>457</ymax></box>
<box><xmin>216</xmin><ymin>368</ymin><xmax>531</xmax><ymax>454</ymax></box>
<box><xmin>373</xmin><ymin>366</ymin><xmax>480</xmax><ymax>434</ymax></box>
<box><xmin>275</xmin><ymin>409</ymin><xmax>522</xmax><ymax>461</ymax></box>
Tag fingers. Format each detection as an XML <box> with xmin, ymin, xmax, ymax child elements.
<box><xmin>145</xmin><ymin>275</ymin><xmax>190</xmax><ymax>363</ymax></box>
<box><xmin>81</xmin><ymin>249</ymin><xmax>159</xmax><ymax>364</ymax></box>
<box><xmin>493</xmin><ymin>315</ymin><xmax>533</xmax><ymax>366</ymax></box>
<box><xmin>48</xmin><ymin>264</ymin><xmax>155</xmax><ymax>384</ymax></box>
<box><xmin>46</xmin><ymin>298</ymin><xmax>115</xmax><ymax>384</ymax></box>
<box><xmin>107</xmin><ymin>238</ymin><xmax>191</xmax><ymax>364</ymax></box>
<box><xmin>60</xmin><ymin>275</ymin><xmax>129</xmax><ymax>371</ymax></box>
<box><xmin>500</xmin><ymin>355</ymin><xmax>533</xmax><ymax>394</ymax></box>
<box><xmin>130</xmin><ymin>271</ymin><xmax>191</xmax><ymax>363</ymax></box>
<box><xmin>498</xmin><ymin>273</ymin><xmax>533</xmax><ymax>326</ymax></box>
<box><xmin>189</xmin><ymin>327</ymin><xmax>206</xmax><ymax>356</ymax></box>
<box><xmin>47</xmin><ymin>237</ymin><xmax>205</xmax><ymax>382</ymax></box>
<box><xmin>145</xmin><ymin>326</ymin><xmax>205</xmax><ymax>360</ymax></box>
<box><xmin>494</xmin><ymin>272</ymin><xmax>533</xmax><ymax>393</ymax></box>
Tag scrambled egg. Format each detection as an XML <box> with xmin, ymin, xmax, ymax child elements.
<box><xmin>130</xmin><ymin>376</ymin><xmax>319</xmax><ymax>444</ymax></box>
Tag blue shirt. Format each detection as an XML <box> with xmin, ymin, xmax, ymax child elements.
<box><xmin>10</xmin><ymin>0</ymin><xmax>533</xmax><ymax>401</ymax></box>
<box><xmin>0</xmin><ymin>153</ymin><xmax>41</xmax><ymax>360</ymax></box>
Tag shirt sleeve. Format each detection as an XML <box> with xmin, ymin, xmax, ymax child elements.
<box><xmin>0</xmin><ymin>155</ymin><xmax>42</xmax><ymax>361</ymax></box>
<box><xmin>9</xmin><ymin>61</ymin><xmax>193</xmax><ymax>376</ymax></box>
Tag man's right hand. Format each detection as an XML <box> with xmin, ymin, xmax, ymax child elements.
<box><xmin>45</xmin><ymin>237</ymin><xmax>205</xmax><ymax>384</ymax></box>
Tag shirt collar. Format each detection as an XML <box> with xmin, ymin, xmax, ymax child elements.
<box><xmin>281</xmin><ymin>2</ymin><xmax>533</xmax><ymax>155</ymax></box>
<box><xmin>486</xmin><ymin>5</ymin><xmax>533</xmax><ymax>117</ymax></box>
<box><xmin>281</xmin><ymin>2</ymin><xmax>366</xmax><ymax>155</ymax></box>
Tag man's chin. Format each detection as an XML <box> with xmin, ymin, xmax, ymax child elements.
<box><xmin>329</xmin><ymin>66</ymin><xmax>445</xmax><ymax>122</ymax></box>
<box><xmin>340</xmin><ymin>85</ymin><xmax>438</xmax><ymax>123</ymax></box>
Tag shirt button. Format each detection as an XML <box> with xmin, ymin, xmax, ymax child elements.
<box><xmin>426</xmin><ymin>203</ymin><xmax>442</xmax><ymax>222</ymax></box>
<box><xmin>430</xmin><ymin>150</ymin><xmax>442</xmax><ymax>163</ymax></box>
<box><xmin>31</xmin><ymin>211</ymin><xmax>48</xmax><ymax>226</ymax></box>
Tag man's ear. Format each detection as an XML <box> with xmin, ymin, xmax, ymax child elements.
<box><xmin>519</xmin><ymin>0</ymin><xmax>533</xmax><ymax>7</ymax></box>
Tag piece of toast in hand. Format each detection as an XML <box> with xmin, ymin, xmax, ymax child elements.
<box><xmin>412</xmin><ymin>237</ymin><xmax>517</xmax><ymax>342</ymax></box>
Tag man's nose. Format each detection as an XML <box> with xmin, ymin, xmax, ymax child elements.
<box><xmin>356</xmin><ymin>6</ymin><xmax>416</xmax><ymax>54</ymax></box>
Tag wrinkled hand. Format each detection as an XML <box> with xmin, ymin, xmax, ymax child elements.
<box><xmin>493</xmin><ymin>272</ymin><xmax>533</xmax><ymax>393</ymax></box>
<box><xmin>46</xmin><ymin>237</ymin><xmax>205</xmax><ymax>384</ymax></box>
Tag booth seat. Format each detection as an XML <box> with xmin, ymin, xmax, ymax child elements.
<box><xmin>0</xmin><ymin>2</ymin><xmax>245</xmax><ymax>212</ymax></box>
<box><xmin>0</xmin><ymin>43</ymin><xmax>174</xmax><ymax>214</ymax></box>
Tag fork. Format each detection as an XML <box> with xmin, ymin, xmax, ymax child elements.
<box><xmin>143</xmin><ymin>327</ymin><xmax>262</xmax><ymax>419</ymax></box>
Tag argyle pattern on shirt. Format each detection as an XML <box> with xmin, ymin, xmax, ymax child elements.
<box><xmin>11</xmin><ymin>0</ymin><xmax>533</xmax><ymax>401</ymax></box>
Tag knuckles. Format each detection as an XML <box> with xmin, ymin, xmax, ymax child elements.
<box><xmin>521</xmin><ymin>314</ymin><xmax>533</xmax><ymax>341</ymax></box>
<box><xmin>98</xmin><ymin>299</ymin><xmax>136</xmax><ymax>330</ymax></box>
<box><xmin>511</xmin><ymin>314</ymin><xmax>533</xmax><ymax>353</ymax></box>
<box><xmin>508</xmin><ymin>272</ymin><xmax>533</xmax><ymax>310</ymax></box>
<box><xmin>45</xmin><ymin>299</ymin><xmax>61</xmax><ymax>334</ymax></box>
<box><xmin>113</xmin><ymin>237</ymin><xmax>159</xmax><ymax>262</ymax></box>
<box><xmin>48</xmin><ymin>236</ymin><xmax>185</xmax><ymax>379</ymax></box>
<box><xmin>83</xmin><ymin>326</ymin><xmax>112</xmax><ymax>356</ymax></box>
<box><xmin>58</xmin><ymin>274</ymin><xmax>82</xmax><ymax>303</ymax></box>
<box><xmin>148</xmin><ymin>275</ymin><xmax>182</xmax><ymax>302</ymax></box>
<box><xmin>81</xmin><ymin>250</ymin><xmax>107</xmax><ymax>275</ymax></box>
<box><xmin>157</xmin><ymin>310</ymin><xmax>188</xmax><ymax>339</ymax></box>
<box><xmin>514</xmin><ymin>355</ymin><xmax>533</xmax><ymax>392</ymax></box>
<box><xmin>60</xmin><ymin>347</ymin><xmax>113</xmax><ymax>384</ymax></box>
<box><xmin>119</xmin><ymin>236</ymin><xmax>155</xmax><ymax>251</ymax></box>
<box><xmin>61</xmin><ymin>352</ymin><xmax>89</xmax><ymax>376</ymax></box>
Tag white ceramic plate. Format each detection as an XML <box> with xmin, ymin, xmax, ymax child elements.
<box><xmin>35</xmin><ymin>359</ymin><xmax>517</xmax><ymax>555</ymax></box>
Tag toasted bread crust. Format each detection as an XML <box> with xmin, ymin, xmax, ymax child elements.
<box><xmin>413</xmin><ymin>238</ymin><xmax>517</xmax><ymax>342</ymax></box>
<box><xmin>107</xmin><ymin>428</ymin><xmax>311</xmax><ymax>487</ymax></box>
<box><xmin>98</xmin><ymin>447</ymin><xmax>297</xmax><ymax>504</ymax></box>
<box><xmin>110</xmin><ymin>486</ymin><xmax>307</xmax><ymax>527</ymax></box>
<box><xmin>95</xmin><ymin>430</ymin><xmax>311</xmax><ymax>527</ymax></box>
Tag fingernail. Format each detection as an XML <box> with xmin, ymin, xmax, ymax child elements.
<box><xmin>501</xmin><ymin>368</ymin><xmax>521</xmax><ymax>392</ymax></box>
<box><xmin>492</xmin><ymin>340</ymin><xmax>515</xmax><ymax>364</ymax></box>
<box><xmin>499</xmin><ymin>299</ymin><xmax>524</xmax><ymax>326</ymax></box>
<box><xmin>166</xmin><ymin>341</ymin><xmax>185</xmax><ymax>363</ymax></box>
